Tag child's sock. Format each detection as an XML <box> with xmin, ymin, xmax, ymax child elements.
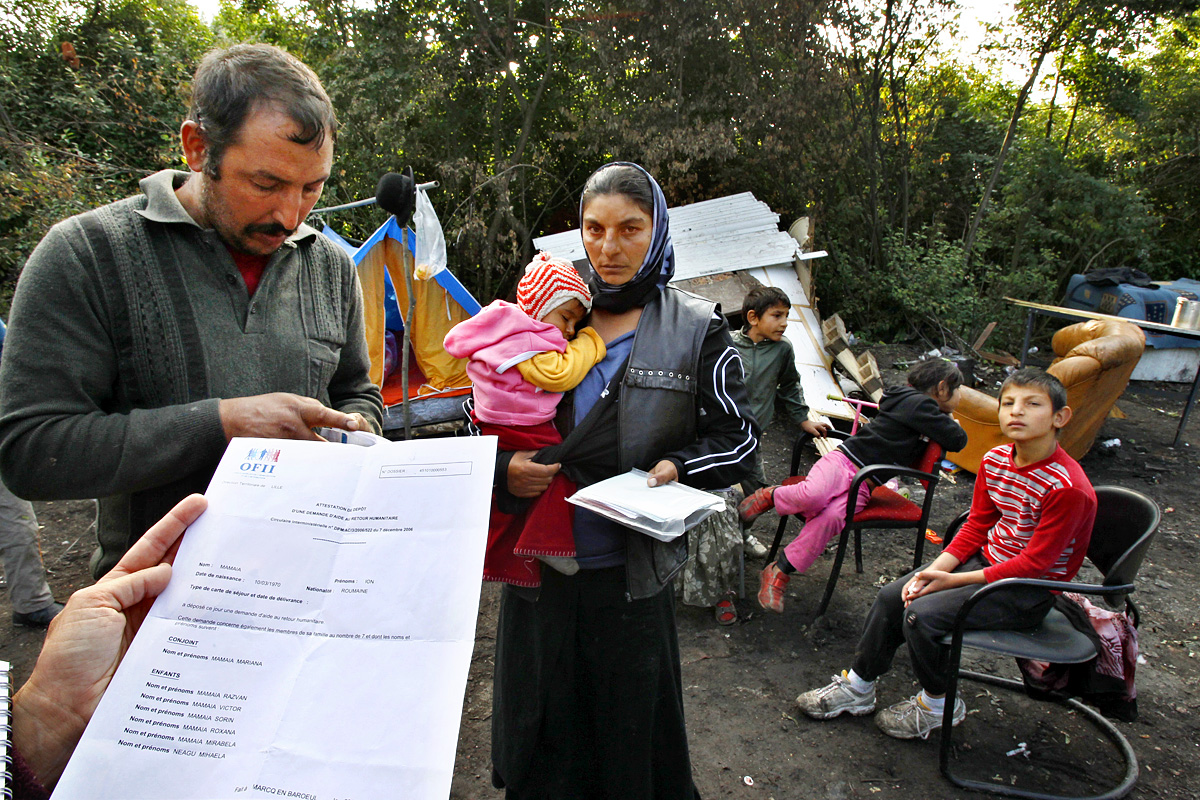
<box><xmin>776</xmin><ymin>552</ymin><xmax>796</xmax><ymax>574</ymax></box>
<box><xmin>918</xmin><ymin>690</ymin><xmax>945</xmax><ymax>711</ymax></box>
<box><xmin>846</xmin><ymin>669</ymin><xmax>874</xmax><ymax>693</ymax></box>
<box><xmin>538</xmin><ymin>556</ymin><xmax>579</xmax><ymax>576</ymax></box>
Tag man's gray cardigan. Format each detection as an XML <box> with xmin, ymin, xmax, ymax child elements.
<box><xmin>0</xmin><ymin>170</ymin><xmax>384</xmax><ymax>577</ymax></box>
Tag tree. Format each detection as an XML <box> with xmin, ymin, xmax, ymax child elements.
<box><xmin>0</xmin><ymin>0</ymin><xmax>211</xmax><ymax>305</ymax></box>
<box><xmin>962</xmin><ymin>0</ymin><xmax>1198</xmax><ymax>267</ymax></box>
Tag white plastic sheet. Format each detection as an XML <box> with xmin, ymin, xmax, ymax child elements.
<box><xmin>412</xmin><ymin>189</ymin><xmax>447</xmax><ymax>281</ymax></box>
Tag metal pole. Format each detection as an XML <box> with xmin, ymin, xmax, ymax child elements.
<box><xmin>311</xmin><ymin>181</ymin><xmax>439</xmax><ymax>214</ymax></box>
<box><xmin>1019</xmin><ymin>310</ymin><xmax>1035</xmax><ymax>367</ymax></box>
<box><xmin>1172</xmin><ymin>360</ymin><xmax>1200</xmax><ymax>447</ymax></box>
<box><xmin>400</xmin><ymin>235</ymin><xmax>415</xmax><ymax>441</ymax></box>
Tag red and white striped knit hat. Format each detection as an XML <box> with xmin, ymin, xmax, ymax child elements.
<box><xmin>516</xmin><ymin>252</ymin><xmax>592</xmax><ymax>321</ymax></box>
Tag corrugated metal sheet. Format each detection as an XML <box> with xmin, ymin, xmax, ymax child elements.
<box><xmin>533</xmin><ymin>192</ymin><xmax>799</xmax><ymax>281</ymax></box>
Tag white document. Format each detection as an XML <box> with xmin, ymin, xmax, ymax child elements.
<box><xmin>566</xmin><ymin>469</ymin><xmax>725</xmax><ymax>541</ymax></box>
<box><xmin>53</xmin><ymin>435</ymin><xmax>497</xmax><ymax>800</ymax></box>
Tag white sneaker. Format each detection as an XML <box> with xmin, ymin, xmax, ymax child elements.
<box><xmin>743</xmin><ymin>534</ymin><xmax>769</xmax><ymax>559</ymax></box>
<box><xmin>875</xmin><ymin>694</ymin><xmax>966</xmax><ymax>740</ymax></box>
<box><xmin>795</xmin><ymin>672</ymin><xmax>876</xmax><ymax>719</ymax></box>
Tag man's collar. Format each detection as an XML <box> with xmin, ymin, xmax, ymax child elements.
<box><xmin>136</xmin><ymin>170</ymin><xmax>198</xmax><ymax>225</ymax></box>
<box><xmin>134</xmin><ymin>169</ymin><xmax>318</xmax><ymax>245</ymax></box>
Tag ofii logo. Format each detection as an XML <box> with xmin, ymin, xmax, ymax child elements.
<box><xmin>240</xmin><ymin>447</ymin><xmax>282</xmax><ymax>475</ymax></box>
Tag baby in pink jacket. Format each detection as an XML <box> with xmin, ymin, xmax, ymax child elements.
<box><xmin>443</xmin><ymin>253</ymin><xmax>606</xmax><ymax>584</ymax></box>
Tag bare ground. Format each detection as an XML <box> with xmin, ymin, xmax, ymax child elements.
<box><xmin>3</xmin><ymin>345</ymin><xmax>1198</xmax><ymax>799</ymax></box>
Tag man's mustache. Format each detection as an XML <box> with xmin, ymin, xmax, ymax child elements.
<box><xmin>246</xmin><ymin>223</ymin><xmax>294</xmax><ymax>237</ymax></box>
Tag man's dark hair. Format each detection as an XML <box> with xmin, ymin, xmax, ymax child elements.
<box><xmin>907</xmin><ymin>359</ymin><xmax>963</xmax><ymax>394</ymax></box>
<box><xmin>741</xmin><ymin>286</ymin><xmax>791</xmax><ymax>323</ymax></box>
<box><xmin>581</xmin><ymin>164</ymin><xmax>655</xmax><ymax>216</ymax></box>
<box><xmin>187</xmin><ymin>43</ymin><xmax>337</xmax><ymax>179</ymax></box>
<box><xmin>1000</xmin><ymin>367</ymin><xmax>1068</xmax><ymax>412</ymax></box>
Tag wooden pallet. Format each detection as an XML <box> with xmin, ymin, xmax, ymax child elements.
<box><xmin>821</xmin><ymin>314</ymin><xmax>883</xmax><ymax>402</ymax></box>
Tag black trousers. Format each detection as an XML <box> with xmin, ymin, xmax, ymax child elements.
<box><xmin>491</xmin><ymin>566</ymin><xmax>700</xmax><ymax>800</ymax></box>
<box><xmin>852</xmin><ymin>555</ymin><xmax>1054</xmax><ymax>696</ymax></box>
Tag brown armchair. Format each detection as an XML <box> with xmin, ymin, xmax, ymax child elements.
<box><xmin>947</xmin><ymin>319</ymin><xmax>1146</xmax><ymax>473</ymax></box>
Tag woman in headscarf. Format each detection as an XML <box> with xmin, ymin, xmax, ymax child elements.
<box><xmin>489</xmin><ymin>162</ymin><xmax>759</xmax><ymax>799</ymax></box>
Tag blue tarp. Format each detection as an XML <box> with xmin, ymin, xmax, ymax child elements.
<box><xmin>1064</xmin><ymin>275</ymin><xmax>1200</xmax><ymax>349</ymax></box>
<box><xmin>319</xmin><ymin>217</ymin><xmax>482</xmax><ymax>333</ymax></box>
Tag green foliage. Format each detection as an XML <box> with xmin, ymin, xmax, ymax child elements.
<box><xmin>879</xmin><ymin>229</ymin><xmax>991</xmax><ymax>342</ymax></box>
<box><xmin>1122</xmin><ymin>14</ymin><xmax>1200</xmax><ymax>276</ymax></box>
<box><xmin>980</xmin><ymin>138</ymin><xmax>1159</xmax><ymax>305</ymax></box>
<box><xmin>0</xmin><ymin>0</ymin><xmax>210</xmax><ymax>312</ymax></box>
<box><xmin>4</xmin><ymin>0</ymin><xmax>1200</xmax><ymax>352</ymax></box>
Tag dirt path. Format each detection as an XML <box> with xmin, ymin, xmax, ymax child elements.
<box><xmin>3</xmin><ymin>354</ymin><xmax>1198</xmax><ymax>799</ymax></box>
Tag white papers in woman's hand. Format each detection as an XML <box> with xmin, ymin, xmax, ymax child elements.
<box><xmin>567</xmin><ymin>469</ymin><xmax>725</xmax><ymax>541</ymax></box>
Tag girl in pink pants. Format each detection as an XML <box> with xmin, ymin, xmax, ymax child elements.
<box><xmin>739</xmin><ymin>360</ymin><xmax>969</xmax><ymax>613</ymax></box>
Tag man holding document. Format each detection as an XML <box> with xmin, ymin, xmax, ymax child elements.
<box><xmin>0</xmin><ymin>43</ymin><xmax>383</xmax><ymax>581</ymax></box>
<box><xmin>14</xmin><ymin>434</ymin><xmax>496</xmax><ymax>799</ymax></box>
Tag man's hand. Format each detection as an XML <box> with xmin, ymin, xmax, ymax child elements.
<box><xmin>801</xmin><ymin>420</ymin><xmax>830</xmax><ymax>438</ymax></box>
<box><xmin>219</xmin><ymin>393</ymin><xmax>363</xmax><ymax>441</ymax></box>
<box><xmin>342</xmin><ymin>413</ymin><xmax>371</xmax><ymax>436</ymax></box>
<box><xmin>12</xmin><ymin>494</ymin><xmax>208</xmax><ymax>790</ymax></box>
<box><xmin>507</xmin><ymin>450</ymin><xmax>560</xmax><ymax>498</ymax></box>
<box><xmin>645</xmin><ymin>460</ymin><xmax>679</xmax><ymax>487</ymax></box>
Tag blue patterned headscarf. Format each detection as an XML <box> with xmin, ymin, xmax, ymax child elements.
<box><xmin>580</xmin><ymin>162</ymin><xmax>675</xmax><ymax>312</ymax></box>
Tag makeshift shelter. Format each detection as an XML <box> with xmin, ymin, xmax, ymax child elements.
<box><xmin>534</xmin><ymin>192</ymin><xmax>856</xmax><ymax>431</ymax></box>
<box><xmin>321</xmin><ymin>216</ymin><xmax>481</xmax><ymax>430</ymax></box>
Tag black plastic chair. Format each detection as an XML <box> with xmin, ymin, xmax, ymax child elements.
<box><xmin>766</xmin><ymin>431</ymin><xmax>944</xmax><ymax>617</ymax></box>
<box><xmin>937</xmin><ymin>485</ymin><xmax>1160</xmax><ymax>800</ymax></box>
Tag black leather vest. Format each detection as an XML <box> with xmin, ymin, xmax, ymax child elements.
<box><xmin>621</xmin><ymin>287</ymin><xmax>717</xmax><ymax>600</ymax></box>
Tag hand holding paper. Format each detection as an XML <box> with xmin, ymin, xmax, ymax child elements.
<box><xmin>568</xmin><ymin>469</ymin><xmax>724</xmax><ymax>541</ymax></box>
<box><xmin>52</xmin><ymin>436</ymin><xmax>496</xmax><ymax>800</ymax></box>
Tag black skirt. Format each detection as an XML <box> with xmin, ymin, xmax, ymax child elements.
<box><xmin>491</xmin><ymin>566</ymin><xmax>701</xmax><ymax>800</ymax></box>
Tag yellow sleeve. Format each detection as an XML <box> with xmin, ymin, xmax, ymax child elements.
<box><xmin>515</xmin><ymin>327</ymin><xmax>607</xmax><ymax>392</ymax></box>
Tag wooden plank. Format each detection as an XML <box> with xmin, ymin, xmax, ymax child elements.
<box><xmin>742</xmin><ymin>265</ymin><xmax>816</xmax><ymax>310</ymax></box>
<box><xmin>977</xmin><ymin>349</ymin><xmax>1020</xmax><ymax>367</ymax></box>
<box><xmin>971</xmin><ymin>321</ymin><xmax>998</xmax><ymax>352</ymax></box>
<box><xmin>792</xmin><ymin>257</ymin><xmax>814</xmax><ymax>304</ymax></box>
<box><xmin>813</xmin><ymin>434</ymin><xmax>840</xmax><ymax>457</ymax></box>
<box><xmin>798</xmin><ymin>363</ymin><xmax>856</xmax><ymax>421</ymax></box>
<box><xmin>1006</xmin><ymin>296</ymin><xmax>1200</xmax><ymax>340</ymax></box>
<box><xmin>794</xmin><ymin>306</ymin><xmax>833</xmax><ymax>368</ymax></box>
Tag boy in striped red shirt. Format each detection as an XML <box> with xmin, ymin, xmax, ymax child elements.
<box><xmin>795</xmin><ymin>368</ymin><xmax>1097</xmax><ymax>740</ymax></box>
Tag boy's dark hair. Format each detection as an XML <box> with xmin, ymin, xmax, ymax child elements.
<box><xmin>1000</xmin><ymin>368</ymin><xmax>1068</xmax><ymax>412</ymax></box>
<box><xmin>907</xmin><ymin>359</ymin><xmax>963</xmax><ymax>394</ymax></box>
<box><xmin>741</xmin><ymin>286</ymin><xmax>791</xmax><ymax>322</ymax></box>
<box><xmin>188</xmin><ymin>44</ymin><xmax>337</xmax><ymax>179</ymax></box>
